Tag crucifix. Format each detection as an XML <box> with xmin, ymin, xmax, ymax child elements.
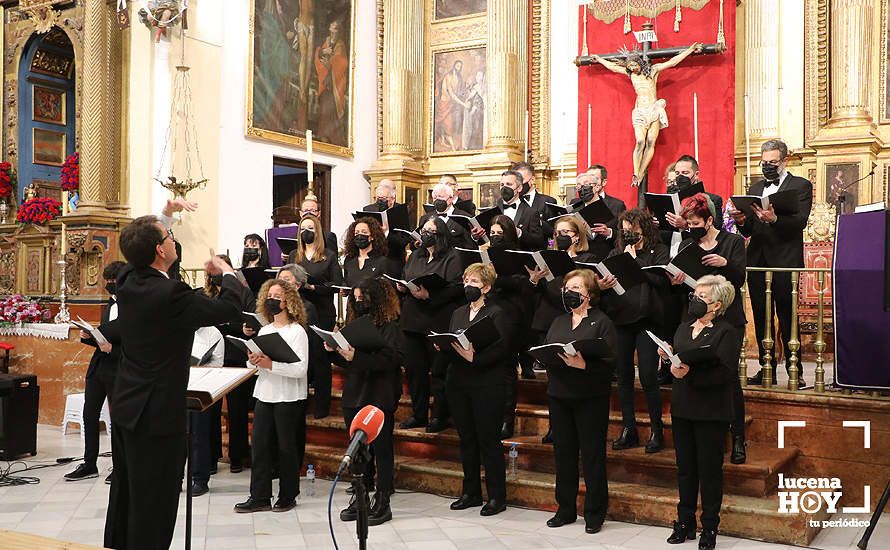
<box><xmin>575</xmin><ymin>21</ymin><xmax>725</xmax><ymax>201</ymax></box>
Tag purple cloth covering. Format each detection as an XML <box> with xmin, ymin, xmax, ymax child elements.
<box><xmin>266</xmin><ymin>225</ymin><xmax>299</xmax><ymax>268</ymax></box>
<box><xmin>833</xmin><ymin>210</ymin><xmax>890</xmax><ymax>389</ymax></box>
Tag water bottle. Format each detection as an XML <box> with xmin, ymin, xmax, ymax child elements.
<box><xmin>508</xmin><ymin>443</ymin><xmax>519</xmax><ymax>480</ymax></box>
<box><xmin>306</xmin><ymin>464</ymin><xmax>316</xmax><ymax>497</ymax></box>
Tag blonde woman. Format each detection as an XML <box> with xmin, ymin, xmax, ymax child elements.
<box><xmin>287</xmin><ymin>214</ymin><xmax>343</xmax><ymax>331</ymax></box>
<box><xmin>235</xmin><ymin>279</ymin><xmax>310</xmax><ymax>514</ymax></box>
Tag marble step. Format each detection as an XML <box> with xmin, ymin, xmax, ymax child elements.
<box><xmin>305</xmin><ymin>416</ymin><xmax>794</xmax><ymax>498</ymax></box>
<box><xmin>302</xmin><ymin>444</ymin><xmax>824</xmax><ymax>547</ymax></box>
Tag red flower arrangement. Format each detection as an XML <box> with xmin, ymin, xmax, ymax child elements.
<box><xmin>16</xmin><ymin>196</ymin><xmax>61</xmax><ymax>225</ymax></box>
<box><xmin>61</xmin><ymin>152</ymin><xmax>79</xmax><ymax>192</ymax></box>
<box><xmin>0</xmin><ymin>162</ymin><xmax>14</xmax><ymax>199</ymax></box>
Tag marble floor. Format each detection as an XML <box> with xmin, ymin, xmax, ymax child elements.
<box><xmin>0</xmin><ymin>425</ymin><xmax>885</xmax><ymax>550</ymax></box>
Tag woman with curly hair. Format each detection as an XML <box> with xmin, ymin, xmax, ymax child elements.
<box><xmin>287</xmin><ymin>214</ymin><xmax>344</xmax><ymax>331</ymax></box>
<box><xmin>342</xmin><ymin>217</ymin><xmax>399</xmax><ymax>287</ymax></box>
<box><xmin>235</xmin><ymin>279</ymin><xmax>310</xmax><ymax>514</ymax></box>
<box><xmin>328</xmin><ymin>277</ymin><xmax>404</xmax><ymax>526</ymax></box>
<box><xmin>599</xmin><ymin>208</ymin><xmax>670</xmax><ymax>454</ymax></box>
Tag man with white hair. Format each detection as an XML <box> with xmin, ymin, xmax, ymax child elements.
<box><xmin>439</xmin><ymin>174</ymin><xmax>476</xmax><ymax>215</ymax></box>
<box><xmin>429</xmin><ymin>182</ymin><xmax>476</xmax><ymax>249</ymax></box>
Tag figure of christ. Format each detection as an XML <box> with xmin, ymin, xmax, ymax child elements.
<box><xmin>435</xmin><ymin>61</ymin><xmax>468</xmax><ymax>151</ymax></box>
<box><xmin>591</xmin><ymin>42</ymin><xmax>702</xmax><ymax>188</ymax></box>
<box><xmin>293</xmin><ymin>0</ymin><xmax>314</xmax><ymax>101</ymax></box>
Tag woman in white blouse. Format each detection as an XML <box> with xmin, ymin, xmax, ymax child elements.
<box><xmin>234</xmin><ymin>279</ymin><xmax>310</xmax><ymax>514</ymax></box>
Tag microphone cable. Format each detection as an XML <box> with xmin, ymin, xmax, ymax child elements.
<box><xmin>327</xmin><ymin>473</ymin><xmax>341</xmax><ymax>550</ymax></box>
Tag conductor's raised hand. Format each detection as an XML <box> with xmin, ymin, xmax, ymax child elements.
<box><xmin>208</xmin><ymin>249</ymin><xmax>234</xmax><ymax>274</ymax></box>
<box><xmin>163</xmin><ymin>198</ymin><xmax>198</xmax><ymax>217</ymax></box>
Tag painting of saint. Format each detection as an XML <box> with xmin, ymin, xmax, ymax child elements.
<box><xmin>825</xmin><ymin>163</ymin><xmax>859</xmax><ymax>214</ymax></box>
<box><xmin>249</xmin><ymin>0</ymin><xmax>353</xmax><ymax>154</ymax></box>
<box><xmin>435</xmin><ymin>0</ymin><xmax>486</xmax><ymax>20</ymax></box>
<box><xmin>432</xmin><ymin>47</ymin><xmax>486</xmax><ymax>154</ymax></box>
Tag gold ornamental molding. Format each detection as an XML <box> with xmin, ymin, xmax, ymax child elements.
<box><xmin>429</xmin><ymin>15</ymin><xmax>486</xmax><ymax>46</ymax></box>
<box><xmin>529</xmin><ymin>0</ymin><xmax>550</xmax><ymax>165</ymax></box>
<box><xmin>804</xmin><ymin>0</ymin><xmax>830</xmax><ymax>143</ymax></box>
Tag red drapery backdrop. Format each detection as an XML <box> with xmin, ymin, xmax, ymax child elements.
<box><xmin>577</xmin><ymin>2</ymin><xmax>736</xmax><ymax>207</ymax></box>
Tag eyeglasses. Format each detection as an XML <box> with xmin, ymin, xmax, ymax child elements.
<box><xmin>556</xmin><ymin>230</ymin><xmax>577</xmax><ymax>236</ymax></box>
<box><xmin>159</xmin><ymin>227</ymin><xmax>174</xmax><ymax>244</ymax></box>
<box><xmin>420</xmin><ymin>230</ymin><xmax>437</xmax><ymax>237</ymax></box>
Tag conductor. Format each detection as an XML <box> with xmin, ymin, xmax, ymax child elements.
<box><xmin>104</xmin><ymin>200</ymin><xmax>243</xmax><ymax>550</ymax></box>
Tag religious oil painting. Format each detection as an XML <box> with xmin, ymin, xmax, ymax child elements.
<box><xmin>478</xmin><ymin>183</ymin><xmax>500</xmax><ymax>209</ymax></box>
<box><xmin>435</xmin><ymin>0</ymin><xmax>486</xmax><ymax>20</ymax></box>
<box><xmin>432</xmin><ymin>46</ymin><xmax>486</xmax><ymax>154</ymax></box>
<box><xmin>404</xmin><ymin>187</ymin><xmax>420</xmax><ymax>228</ymax></box>
<box><xmin>32</xmin><ymin>85</ymin><xmax>65</xmax><ymax>125</ymax></box>
<box><xmin>32</xmin><ymin>128</ymin><xmax>66</xmax><ymax>166</ymax></box>
<box><xmin>825</xmin><ymin>163</ymin><xmax>859</xmax><ymax>215</ymax></box>
<box><xmin>248</xmin><ymin>0</ymin><xmax>354</xmax><ymax>156</ymax></box>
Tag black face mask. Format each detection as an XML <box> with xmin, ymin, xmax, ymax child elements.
<box><xmin>433</xmin><ymin>199</ymin><xmax>448</xmax><ymax>213</ymax></box>
<box><xmin>762</xmin><ymin>162</ymin><xmax>780</xmax><ymax>181</ymax></box>
<box><xmin>421</xmin><ymin>232</ymin><xmax>437</xmax><ymax>248</ymax></box>
<box><xmin>489</xmin><ymin>234</ymin><xmax>506</xmax><ymax>247</ymax></box>
<box><xmin>687</xmin><ymin>226</ymin><xmax>708</xmax><ymax>241</ymax></box>
<box><xmin>353</xmin><ymin>300</ymin><xmax>370</xmax><ymax>316</ymax></box>
<box><xmin>243</xmin><ymin>248</ymin><xmax>259</xmax><ymax>262</ymax></box>
<box><xmin>464</xmin><ymin>285</ymin><xmax>483</xmax><ymax>303</ymax></box>
<box><xmin>300</xmin><ymin>230</ymin><xmax>315</xmax><ymax>245</ymax></box>
<box><xmin>579</xmin><ymin>185</ymin><xmax>595</xmax><ymax>202</ymax></box>
<box><xmin>675</xmin><ymin>174</ymin><xmax>693</xmax><ymax>190</ymax></box>
<box><xmin>501</xmin><ymin>186</ymin><xmax>516</xmax><ymax>203</ymax></box>
<box><xmin>208</xmin><ymin>274</ymin><xmax>223</xmax><ymax>287</ymax></box>
<box><xmin>105</xmin><ymin>282</ymin><xmax>116</xmax><ymax>294</ymax></box>
<box><xmin>265</xmin><ymin>298</ymin><xmax>283</xmax><ymax>317</ymax></box>
<box><xmin>562</xmin><ymin>289</ymin><xmax>584</xmax><ymax>311</ymax></box>
<box><xmin>666</xmin><ymin>183</ymin><xmax>679</xmax><ymax>194</ymax></box>
<box><xmin>621</xmin><ymin>230</ymin><xmax>642</xmax><ymax>246</ymax></box>
<box><xmin>353</xmin><ymin>234</ymin><xmax>371</xmax><ymax>250</ymax></box>
<box><xmin>688</xmin><ymin>295</ymin><xmax>709</xmax><ymax>319</ymax></box>
<box><xmin>555</xmin><ymin>235</ymin><xmax>574</xmax><ymax>251</ymax></box>
<box><xmin>375</xmin><ymin>198</ymin><xmax>389</xmax><ymax>211</ymax></box>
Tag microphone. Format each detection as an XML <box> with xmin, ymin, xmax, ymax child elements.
<box><xmin>338</xmin><ymin>405</ymin><xmax>385</xmax><ymax>475</ymax></box>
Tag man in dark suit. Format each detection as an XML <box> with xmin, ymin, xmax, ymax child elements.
<box><xmin>666</xmin><ymin>155</ymin><xmax>724</xmax><ymax>229</ymax></box>
<box><xmin>104</xmin><ymin>199</ymin><xmax>243</xmax><ymax>550</ymax></box>
<box><xmin>64</xmin><ymin>260</ymin><xmax>127</xmax><ymax>484</ymax></box>
<box><xmin>570</xmin><ymin>165</ymin><xmax>627</xmax><ymax>262</ymax></box>
<box><xmin>730</xmin><ymin>139</ymin><xmax>813</xmax><ymax>388</ymax></box>
<box><xmin>364</xmin><ymin>179</ymin><xmax>413</xmax><ymax>269</ymax></box>
<box><xmin>430</xmin><ymin>182</ymin><xmax>476</xmax><ymax>249</ymax></box>
<box><xmin>481</xmin><ymin>170</ymin><xmax>548</xmax><ymax>251</ymax></box>
<box><xmin>300</xmin><ymin>198</ymin><xmax>338</xmax><ymax>252</ymax></box>
<box><xmin>440</xmin><ymin>173</ymin><xmax>477</xmax><ymax>216</ymax></box>
<box><xmin>512</xmin><ymin>161</ymin><xmax>556</xmax><ymax>239</ymax></box>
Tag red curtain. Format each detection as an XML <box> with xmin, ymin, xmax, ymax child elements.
<box><xmin>577</xmin><ymin>2</ymin><xmax>736</xmax><ymax>207</ymax></box>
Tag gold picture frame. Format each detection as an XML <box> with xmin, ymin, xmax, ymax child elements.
<box><xmin>32</xmin><ymin>128</ymin><xmax>66</xmax><ymax>166</ymax></box>
<box><xmin>429</xmin><ymin>43</ymin><xmax>487</xmax><ymax>157</ymax></box>
<box><xmin>246</xmin><ymin>0</ymin><xmax>356</xmax><ymax>158</ymax></box>
<box><xmin>32</xmin><ymin>85</ymin><xmax>66</xmax><ymax>125</ymax></box>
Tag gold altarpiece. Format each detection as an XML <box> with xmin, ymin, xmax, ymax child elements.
<box><xmin>0</xmin><ymin>0</ymin><xmax>129</xmax><ymax>300</ymax></box>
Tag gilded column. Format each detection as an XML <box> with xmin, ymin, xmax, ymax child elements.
<box><xmin>745</xmin><ymin>0</ymin><xmax>780</xmax><ymax>140</ymax></box>
<box><xmin>486</xmin><ymin>0</ymin><xmax>528</xmax><ymax>154</ymax></box>
<box><xmin>77</xmin><ymin>0</ymin><xmax>114</xmax><ymax>212</ymax></box>
<box><xmin>380</xmin><ymin>0</ymin><xmax>424</xmax><ymax>159</ymax></box>
<box><xmin>828</xmin><ymin>0</ymin><xmax>874</xmax><ymax>125</ymax></box>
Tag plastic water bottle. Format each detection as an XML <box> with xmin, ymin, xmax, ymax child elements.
<box><xmin>306</xmin><ymin>464</ymin><xmax>316</xmax><ymax>497</ymax></box>
<box><xmin>508</xmin><ymin>444</ymin><xmax>519</xmax><ymax>480</ymax></box>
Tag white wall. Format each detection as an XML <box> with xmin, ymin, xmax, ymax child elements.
<box><xmin>549</xmin><ymin>0</ymin><xmax>579</xmax><ymax>173</ymax></box>
<box><xmin>216</xmin><ymin>0</ymin><xmax>378</xmax><ymax>264</ymax></box>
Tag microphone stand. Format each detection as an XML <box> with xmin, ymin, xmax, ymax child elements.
<box><xmin>349</xmin><ymin>444</ymin><xmax>373</xmax><ymax>550</ymax></box>
<box><xmin>836</xmin><ymin>166</ymin><xmax>875</xmax><ymax>217</ymax></box>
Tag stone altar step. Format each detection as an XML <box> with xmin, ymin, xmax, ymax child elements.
<box><xmin>302</xmin><ymin>444</ymin><xmax>824</xmax><ymax>546</ymax></box>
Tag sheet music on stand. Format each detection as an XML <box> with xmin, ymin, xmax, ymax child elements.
<box><xmin>186</xmin><ymin>367</ymin><xmax>257</xmax><ymax>411</ymax></box>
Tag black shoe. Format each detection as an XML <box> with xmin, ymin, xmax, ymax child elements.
<box><xmin>480</xmin><ymin>499</ymin><xmax>506</xmax><ymax>516</ymax></box>
<box><xmin>698</xmin><ymin>528</ymin><xmax>716</xmax><ymax>550</ymax></box>
<box><xmin>191</xmin><ymin>481</ymin><xmax>209</xmax><ymax>496</ymax></box>
<box><xmin>314</xmin><ymin>410</ymin><xmax>330</xmax><ymax>420</ymax></box>
<box><xmin>645</xmin><ymin>428</ymin><xmax>664</xmax><ymax>454</ymax></box>
<box><xmin>520</xmin><ymin>366</ymin><xmax>537</xmax><ymax>380</ymax></box>
<box><xmin>730</xmin><ymin>435</ymin><xmax>747</xmax><ymax>465</ymax></box>
<box><xmin>230</xmin><ymin>459</ymin><xmax>243</xmax><ymax>474</ymax></box>
<box><xmin>399</xmin><ymin>417</ymin><xmax>426</xmax><ymax>429</ymax></box>
<box><xmin>747</xmin><ymin>369</ymin><xmax>764</xmax><ymax>385</ymax></box>
<box><xmin>273</xmin><ymin>498</ymin><xmax>296</xmax><ymax>512</ymax></box>
<box><xmin>209</xmin><ymin>463</ymin><xmax>217</xmax><ymax>476</ymax></box>
<box><xmin>667</xmin><ymin>521</ymin><xmax>696</xmax><ymax>544</ymax></box>
<box><xmin>368</xmin><ymin>492</ymin><xmax>392</xmax><ymax>526</ymax></box>
<box><xmin>612</xmin><ymin>426</ymin><xmax>639</xmax><ymax>450</ymax></box>
<box><xmin>426</xmin><ymin>418</ymin><xmax>449</xmax><ymax>433</ymax></box>
<box><xmin>450</xmin><ymin>494</ymin><xmax>483</xmax><ymax>510</ymax></box>
<box><xmin>105</xmin><ymin>472</ymin><xmax>113</xmax><ymax>485</ymax></box>
<box><xmin>541</xmin><ymin>428</ymin><xmax>553</xmax><ymax>444</ymax></box>
<box><xmin>585</xmin><ymin>522</ymin><xmax>603</xmax><ymax>534</ymax></box>
<box><xmin>64</xmin><ymin>463</ymin><xmax>98</xmax><ymax>481</ymax></box>
<box><xmin>340</xmin><ymin>496</ymin><xmax>358</xmax><ymax>521</ymax></box>
<box><xmin>546</xmin><ymin>514</ymin><xmax>576</xmax><ymax>528</ymax></box>
<box><xmin>500</xmin><ymin>420</ymin><xmax>514</xmax><ymax>440</ymax></box>
<box><xmin>234</xmin><ymin>497</ymin><xmax>271</xmax><ymax>513</ymax></box>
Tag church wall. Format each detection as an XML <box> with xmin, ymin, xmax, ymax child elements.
<box><xmin>548</xmin><ymin>0</ymin><xmax>579</xmax><ymax>193</ymax></box>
